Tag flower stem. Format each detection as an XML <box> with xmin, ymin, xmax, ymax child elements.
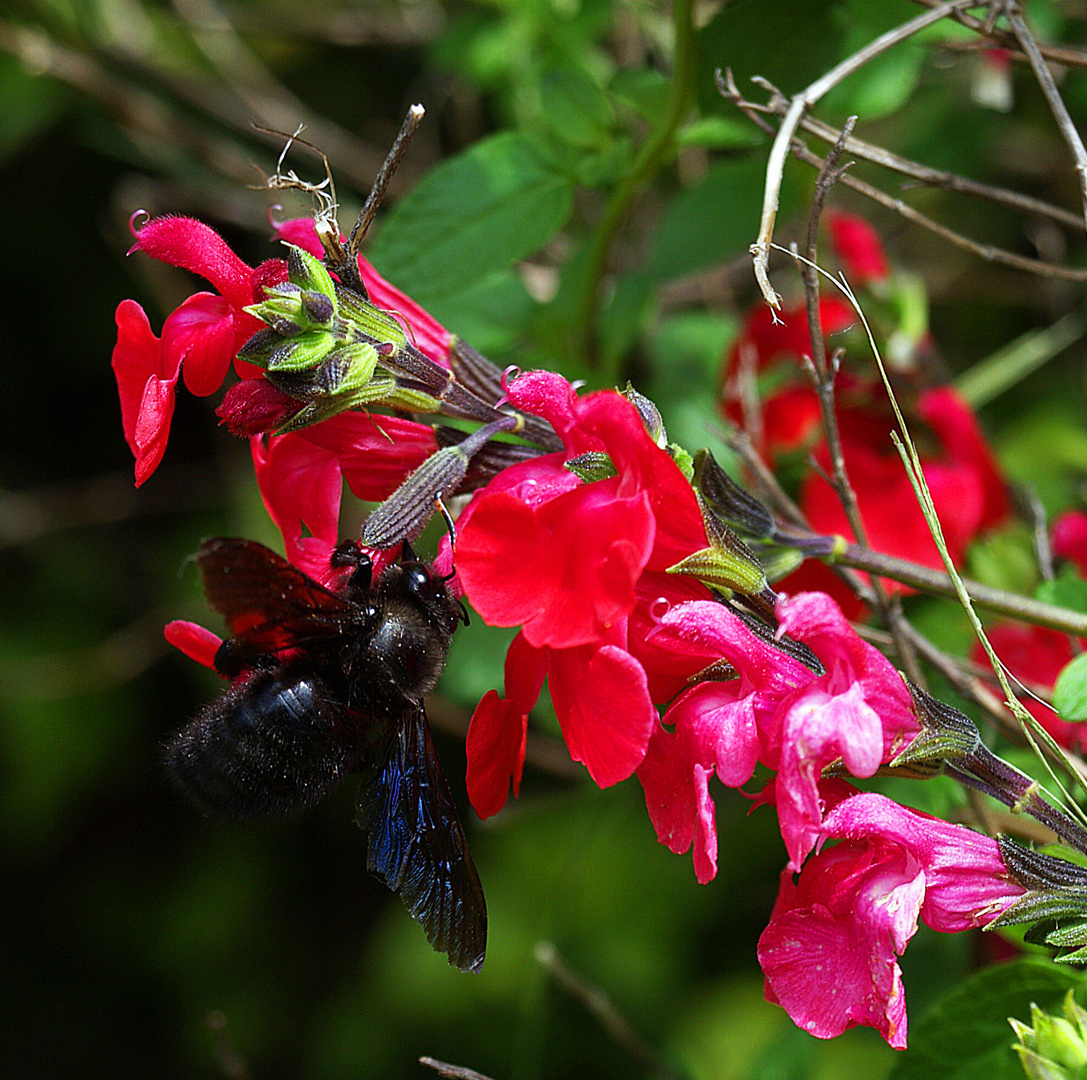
<box><xmin>830</xmin><ymin>541</ymin><xmax>1087</xmax><ymax>635</ymax></box>
<box><xmin>572</xmin><ymin>0</ymin><xmax>696</xmax><ymax>377</ymax></box>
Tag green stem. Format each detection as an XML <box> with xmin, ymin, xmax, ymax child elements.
<box><xmin>833</xmin><ymin>541</ymin><xmax>1087</xmax><ymax>636</ymax></box>
<box><xmin>572</xmin><ymin>0</ymin><xmax>696</xmax><ymax>377</ymax></box>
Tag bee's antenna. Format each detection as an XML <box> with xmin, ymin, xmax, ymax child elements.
<box><xmin>435</xmin><ymin>493</ymin><xmax>457</xmax><ymax>553</ymax></box>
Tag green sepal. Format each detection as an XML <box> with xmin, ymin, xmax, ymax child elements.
<box><xmin>269</xmin><ymin>377</ymin><xmax>400</xmax><ymax>434</ymax></box>
<box><xmin>315</xmin><ymin>342</ymin><xmax>380</xmax><ymax>394</ymax></box>
<box><xmin>265</xmin><ymin>329</ymin><xmax>338</xmax><ymax>372</ymax></box>
<box><xmin>668</xmin><ymin>493</ymin><xmax>768</xmax><ymax>598</ymax></box>
<box><xmin>288</xmin><ymin>244</ymin><xmax>337</xmax><ymax>301</ymax></box>
<box><xmin>383</xmin><ymin>385</ymin><xmax>441</xmax><ymax>413</ymax></box>
<box><xmin>335</xmin><ymin>282</ymin><xmax>409</xmax><ymax>350</ymax></box>
<box><xmin>622</xmin><ymin>383</ymin><xmax>666</xmax><ymax>446</ymax></box>
<box><xmin>566</xmin><ymin>451</ymin><xmax>617</xmax><ymax>483</ymax></box>
<box><xmin>1010</xmin><ymin>992</ymin><xmax>1087</xmax><ymax>1079</ymax></box>
<box><xmin>892</xmin><ymin>679</ymin><xmax>982</xmax><ymax>768</ymax></box>
<box><xmin>668</xmin><ymin>443</ymin><xmax>694</xmax><ymax>482</ymax></box>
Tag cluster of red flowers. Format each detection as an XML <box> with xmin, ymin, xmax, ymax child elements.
<box><xmin>113</xmin><ymin>213</ymin><xmax>1032</xmax><ymax>1049</ymax></box>
<box><xmin>722</xmin><ymin>212</ymin><xmax>1010</xmax><ymax>615</ymax></box>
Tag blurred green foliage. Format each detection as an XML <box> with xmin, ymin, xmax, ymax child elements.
<box><xmin>3</xmin><ymin>0</ymin><xmax>1087</xmax><ymax>1077</ymax></box>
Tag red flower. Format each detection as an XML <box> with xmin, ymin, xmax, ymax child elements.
<box><xmin>972</xmin><ymin>623</ymin><xmax>1087</xmax><ymax>753</ymax></box>
<box><xmin>251</xmin><ymin>412</ymin><xmax>437</xmax><ymax>580</ymax></box>
<box><xmin>113</xmin><ymin>214</ymin><xmax>456</xmax><ymax>486</ymax></box>
<box><xmin>112</xmin><ymin>215</ymin><xmax>288</xmax><ymax>485</ymax></box>
<box><xmin>800</xmin><ymin>387</ymin><xmax>1010</xmax><ymax>589</ymax></box>
<box><xmin>826</xmin><ymin>211</ymin><xmax>890</xmax><ymax>286</ymax></box>
<box><xmin>457</xmin><ymin>373</ymin><xmax>711</xmax><ymax>809</ymax></box>
<box><xmin>722</xmin><ymin>299</ymin><xmax>855</xmax><ymax>460</ymax></box>
<box><xmin>1053</xmin><ymin>510</ymin><xmax>1087</xmax><ymax>578</ymax></box>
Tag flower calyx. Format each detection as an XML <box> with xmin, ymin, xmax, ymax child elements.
<box><xmin>993</xmin><ymin>837</ymin><xmax>1087</xmax><ymax>965</ymax></box>
<box><xmin>238</xmin><ymin>244</ymin><xmax>447</xmax><ymax>431</ymax></box>
<box><xmin>1010</xmin><ymin>991</ymin><xmax>1087</xmax><ymax>1080</ymax></box>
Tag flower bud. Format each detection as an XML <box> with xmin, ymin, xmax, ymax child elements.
<box><xmin>1010</xmin><ymin>993</ymin><xmax>1087</xmax><ymax>1080</ymax></box>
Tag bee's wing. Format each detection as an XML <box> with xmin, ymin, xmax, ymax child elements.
<box><xmin>355</xmin><ymin>708</ymin><xmax>487</xmax><ymax>973</ymax></box>
<box><xmin>198</xmin><ymin>538</ymin><xmax>353</xmax><ymax>652</ymax></box>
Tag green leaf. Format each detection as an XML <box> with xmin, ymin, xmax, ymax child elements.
<box><xmin>370</xmin><ymin>132</ymin><xmax>574</xmax><ymax>304</ymax></box>
<box><xmin>1055</xmin><ymin>653</ymin><xmax>1087</xmax><ymax>722</ymax></box>
<box><xmin>539</xmin><ymin>66</ymin><xmax>614</xmax><ymax>149</ymax></box>
<box><xmin>609</xmin><ymin>68</ymin><xmax>671</xmax><ymax>124</ymax></box>
<box><xmin>647</xmin><ymin>155</ymin><xmax>793</xmax><ymax>282</ymax></box>
<box><xmin>890</xmin><ymin>958</ymin><xmax>1086</xmax><ymax>1080</ymax></box>
<box><xmin>1036</xmin><ymin>573</ymin><xmax>1087</xmax><ymax>615</ymax></box>
<box><xmin>677</xmin><ymin>116</ymin><xmax>764</xmax><ymax>150</ymax></box>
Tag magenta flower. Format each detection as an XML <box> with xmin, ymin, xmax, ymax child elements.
<box><xmin>758</xmin><ymin>791</ymin><xmax>1026</xmax><ymax>1048</ymax></box>
<box><xmin>769</xmin><ymin>592</ymin><xmax>919</xmax><ymax>869</ymax></box>
<box><xmin>635</xmin><ymin>599</ymin><xmax>814</xmax><ymax>883</ymax></box>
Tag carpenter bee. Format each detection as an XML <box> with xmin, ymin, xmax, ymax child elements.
<box><xmin>165</xmin><ymin>537</ymin><xmax>486</xmax><ymax>973</ymax></box>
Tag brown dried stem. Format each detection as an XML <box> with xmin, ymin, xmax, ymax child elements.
<box><xmin>769</xmin><ymin>105</ymin><xmax>1084</xmax><ymax>233</ymax></box>
<box><xmin>748</xmin><ymin>0</ymin><xmax>975</xmax><ymax>307</ymax></box>
<box><xmin>911</xmin><ymin>0</ymin><xmax>1087</xmax><ymax>70</ymax></box>
<box><xmin>1003</xmin><ymin>2</ymin><xmax>1087</xmax><ymax>230</ymax></box>
<box><xmin>720</xmin><ymin>76</ymin><xmax>1087</xmax><ymax>284</ymax></box>
<box><xmin>794</xmin><ymin>117</ymin><xmax>923</xmax><ymax>681</ymax></box>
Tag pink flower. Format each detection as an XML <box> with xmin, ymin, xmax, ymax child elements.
<box><xmin>768</xmin><ymin>592</ymin><xmax>918</xmax><ymax>869</ymax></box>
<box><xmin>758</xmin><ymin>792</ymin><xmax>1025</xmax><ymax>1048</ymax></box>
<box><xmin>112</xmin><ymin>215</ymin><xmax>288</xmax><ymax>485</ymax></box>
<box><xmin>636</xmin><ymin>600</ymin><xmax>814</xmax><ymax>883</ymax></box>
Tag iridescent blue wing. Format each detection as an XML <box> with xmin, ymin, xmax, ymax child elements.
<box><xmin>355</xmin><ymin>708</ymin><xmax>487</xmax><ymax>973</ymax></box>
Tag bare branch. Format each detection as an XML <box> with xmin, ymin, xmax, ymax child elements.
<box><xmin>535</xmin><ymin>942</ymin><xmax>683</xmax><ymax>1080</ymax></box>
<box><xmin>1004</xmin><ymin>3</ymin><xmax>1087</xmax><ymax>230</ymax></box>
<box><xmin>419</xmin><ymin>1058</ymin><xmax>497</xmax><ymax>1080</ymax></box>
<box><xmin>911</xmin><ymin>0</ymin><xmax>1087</xmax><ymax>69</ymax></box>
<box><xmin>777</xmin><ymin>107</ymin><xmax>1084</xmax><ymax>233</ymax></box>
<box><xmin>748</xmin><ymin>0</ymin><xmax>975</xmax><ymax>307</ymax></box>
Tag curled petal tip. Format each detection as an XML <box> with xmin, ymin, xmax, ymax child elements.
<box><xmin>128</xmin><ymin>209</ymin><xmax>150</xmax><ymax>239</ymax></box>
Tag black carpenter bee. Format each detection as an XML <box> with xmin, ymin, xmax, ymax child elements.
<box><xmin>165</xmin><ymin>536</ymin><xmax>486</xmax><ymax>973</ymax></box>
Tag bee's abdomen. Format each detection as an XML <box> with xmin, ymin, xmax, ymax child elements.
<box><xmin>165</xmin><ymin>671</ymin><xmax>356</xmax><ymax>819</ymax></box>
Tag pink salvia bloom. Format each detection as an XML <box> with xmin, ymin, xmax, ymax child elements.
<box><xmin>758</xmin><ymin>792</ymin><xmax>1026</xmax><ymax>1048</ymax></box>
<box><xmin>770</xmin><ymin>593</ymin><xmax>919</xmax><ymax>868</ymax></box>
<box><xmin>636</xmin><ymin>599</ymin><xmax>814</xmax><ymax>882</ymax></box>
